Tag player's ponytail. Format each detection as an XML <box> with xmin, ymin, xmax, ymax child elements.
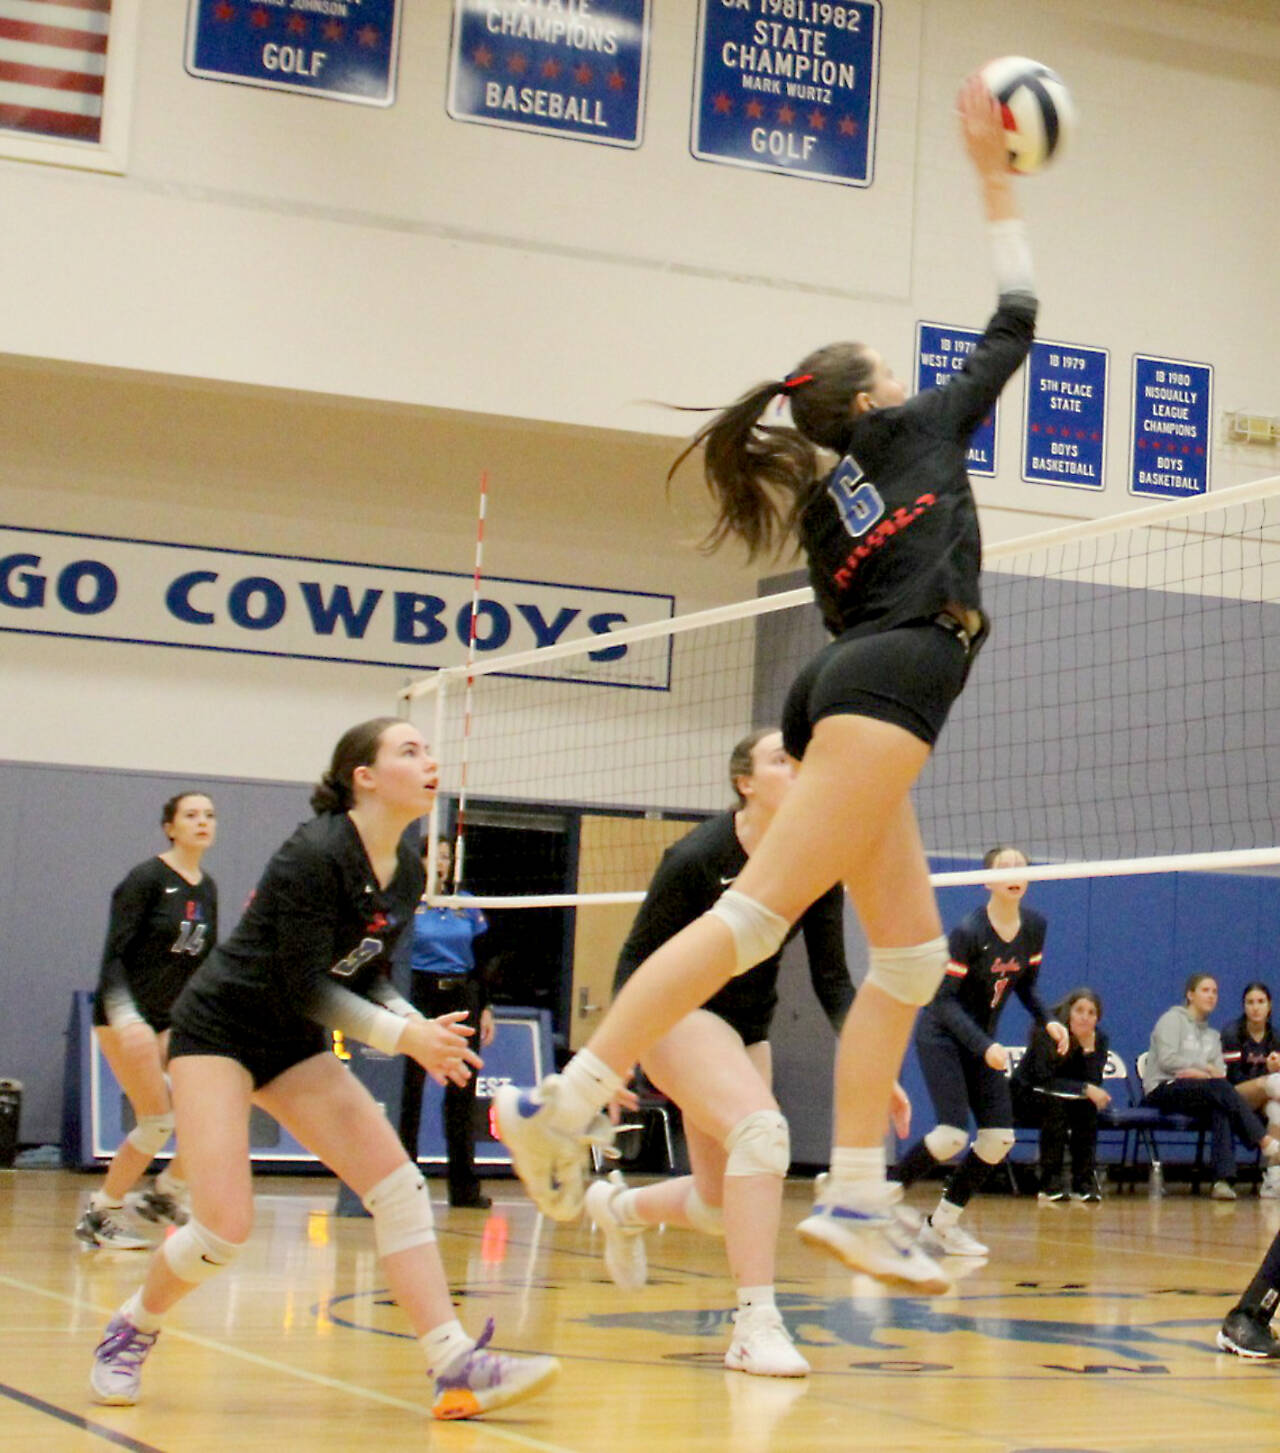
<box><xmin>310</xmin><ymin>717</ymin><xmax>402</xmax><ymax>815</ymax></box>
<box><xmin>668</xmin><ymin>342</ymin><xmax>879</xmax><ymax>561</ymax></box>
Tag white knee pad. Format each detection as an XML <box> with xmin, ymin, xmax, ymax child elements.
<box><xmin>865</xmin><ymin>936</ymin><xmax>948</xmax><ymax>1007</ymax></box>
<box><xmin>708</xmin><ymin>890</ymin><xmax>790</xmax><ymax>977</ymax></box>
<box><xmin>724</xmin><ymin>1109</ymin><xmax>790</xmax><ymax>1179</ymax></box>
<box><xmin>126</xmin><ymin>1112</ymin><xmax>175</xmax><ymax>1158</ymax></box>
<box><xmin>684</xmin><ymin>1185</ymin><xmax>725</xmax><ymax>1238</ymax></box>
<box><xmin>973</xmin><ymin>1128</ymin><xmax>1016</xmax><ymax>1165</ymax></box>
<box><xmin>163</xmin><ymin>1218</ymin><xmax>244</xmax><ymax>1285</ymax></box>
<box><xmin>1266</xmin><ymin>1073</ymin><xmax>1280</xmax><ymax>1101</ymax></box>
<box><xmin>924</xmin><ymin>1125</ymin><xmax>969</xmax><ymax>1163</ymax></box>
<box><xmin>1266</xmin><ymin>1100</ymin><xmax>1280</xmax><ymax>1131</ymax></box>
<box><xmin>362</xmin><ymin>1162</ymin><xmax>436</xmax><ymax>1258</ymax></box>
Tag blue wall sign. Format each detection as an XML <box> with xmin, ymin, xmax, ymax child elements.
<box><xmin>916</xmin><ymin>322</ymin><xmax>997</xmax><ymax>478</ymax></box>
<box><xmin>1130</xmin><ymin>355</ymin><xmax>1213</xmax><ymax>500</ymax></box>
<box><xmin>447</xmin><ymin>0</ymin><xmax>650</xmax><ymax>148</ymax></box>
<box><xmin>185</xmin><ymin>0</ymin><xmax>402</xmax><ymax>105</ymax></box>
<box><xmin>1022</xmin><ymin>340</ymin><xmax>1108</xmax><ymax>491</ymax></box>
<box><xmin>692</xmin><ymin>0</ymin><xmax>881</xmax><ymax>186</ymax></box>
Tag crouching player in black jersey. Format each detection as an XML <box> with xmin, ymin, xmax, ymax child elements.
<box><xmin>892</xmin><ymin>846</ymin><xmax>1066</xmax><ymax>1258</ymax></box>
<box><xmin>585</xmin><ymin>728</ymin><xmax>910</xmax><ymax>1376</ymax></box>
<box><xmin>78</xmin><ymin>793</ymin><xmax>219</xmax><ymax>1250</ymax></box>
<box><xmin>89</xmin><ymin>719</ymin><xmax>560</xmax><ymax>1420</ymax></box>
<box><xmin>495</xmin><ymin>76</ymin><xmax>1040</xmax><ymax>1297</ymax></box>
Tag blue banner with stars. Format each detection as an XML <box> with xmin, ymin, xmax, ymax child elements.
<box><xmin>185</xmin><ymin>0</ymin><xmax>401</xmax><ymax>106</ymax></box>
<box><xmin>1129</xmin><ymin>355</ymin><xmax>1213</xmax><ymax>501</ymax></box>
<box><xmin>447</xmin><ymin>0</ymin><xmax>650</xmax><ymax>149</ymax></box>
<box><xmin>692</xmin><ymin>0</ymin><xmax>880</xmax><ymax>186</ymax></box>
<box><xmin>916</xmin><ymin>323</ymin><xmax>998</xmax><ymax>479</ymax></box>
<box><xmin>1022</xmin><ymin>340</ymin><xmax>1108</xmax><ymax>492</ymax></box>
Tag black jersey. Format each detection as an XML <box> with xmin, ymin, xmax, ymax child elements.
<box><xmin>920</xmin><ymin>904</ymin><xmax>1049</xmax><ymax>1056</ymax></box>
<box><xmin>171</xmin><ymin>813</ymin><xmax>422</xmax><ymax>1056</ymax></box>
<box><xmin>1013</xmin><ymin>1023</ymin><xmax>1109</xmax><ymax>1098</ymax></box>
<box><xmin>95</xmin><ymin>857</ymin><xmax>218</xmax><ymax>1031</ymax></box>
<box><xmin>799</xmin><ymin>294</ymin><xmax>1036</xmax><ymax>639</ymax></box>
<box><xmin>613</xmin><ymin>813</ymin><xmax>853</xmax><ymax>1038</ymax></box>
<box><xmin>1222</xmin><ymin>1022</ymin><xmax>1280</xmax><ymax>1084</ymax></box>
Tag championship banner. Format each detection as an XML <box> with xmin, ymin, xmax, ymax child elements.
<box><xmin>1129</xmin><ymin>355</ymin><xmax>1213</xmax><ymax>501</ymax></box>
<box><xmin>915</xmin><ymin>322</ymin><xmax>998</xmax><ymax>479</ymax></box>
<box><xmin>691</xmin><ymin>0</ymin><xmax>881</xmax><ymax>186</ymax></box>
<box><xmin>1022</xmin><ymin>340</ymin><xmax>1108</xmax><ymax>492</ymax></box>
<box><xmin>185</xmin><ymin>0</ymin><xmax>402</xmax><ymax>106</ymax></box>
<box><xmin>0</xmin><ymin>526</ymin><xmax>675</xmax><ymax>687</ymax></box>
<box><xmin>447</xmin><ymin>0</ymin><xmax>650</xmax><ymax>148</ymax></box>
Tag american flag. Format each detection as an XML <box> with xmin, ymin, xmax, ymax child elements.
<box><xmin>0</xmin><ymin>0</ymin><xmax>111</xmax><ymax>144</ymax></box>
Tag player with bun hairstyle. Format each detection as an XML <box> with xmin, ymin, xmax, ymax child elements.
<box><xmin>77</xmin><ymin>792</ymin><xmax>219</xmax><ymax>1250</ymax></box>
<box><xmin>89</xmin><ymin>718</ymin><xmax>560</xmax><ymax>1420</ymax></box>
<box><xmin>586</xmin><ymin>727</ymin><xmax>911</xmax><ymax>1375</ymax></box>
<box><xmin>496</xmin><ymin>75</ymin><xmax>1038</xmax><ymax>1295</ymax></box>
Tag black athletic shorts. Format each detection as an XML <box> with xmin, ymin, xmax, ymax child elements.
<box><xmin>781</xmin><ymin>617</ymin><xmax>971</xmax><ymax>757</ymax></box>
<box><xmin>168</xmin><ymin>1022</ymin><xmax>329</xmax><ymax>1091</ymax></box>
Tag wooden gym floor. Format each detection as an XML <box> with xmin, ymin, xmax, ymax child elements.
<box><xmin>3</xmin><ymin>1169</ymin><xmax>1280</xmax><ymax>1452</ymax></box>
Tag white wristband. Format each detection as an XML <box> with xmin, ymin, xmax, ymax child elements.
<box><xmin>988</xmin><ymin>218</ymin><xmax>1035</xmax><ymax>297</ymax></box>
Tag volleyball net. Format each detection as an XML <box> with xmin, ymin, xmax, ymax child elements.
<box><xmin>400</xmin><ymin>473</ymin><xmax>1280</xmax><ymax>908</ymax></box>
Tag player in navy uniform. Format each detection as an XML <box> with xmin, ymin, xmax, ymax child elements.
<box><xmin>77</xmin><ymin>792</ymin><xmax>218</xmax><ymax>1250</ymax></box>
<box><xmin>89</xmin><ymin>719</ymin><xmax>559</xmax><ymax>1420</ymax></box>
<box><xmin>1221</xmin><ymin>982</ymin><xmax>1280</xmax><ymax>1198</ymax></box>
<box><xmin>496</xmin><ymin>77</ymin><xmax>1038</xmax><ymax>1295</ymax></box>
<box><xmin>892</xmin><ymin>846</ymin><xmax>1066</xmax><ymax>1256</ymax></box>
<box><xmin>585</xmin><ymin>728</ymin><xmax>910</xmax><ymax>1375</ymax></box>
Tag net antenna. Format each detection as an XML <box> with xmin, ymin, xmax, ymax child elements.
<box><xmin>400</xmin><ymin>472</ymin><xmax>1280</xmax><ymax>909</ymax></box>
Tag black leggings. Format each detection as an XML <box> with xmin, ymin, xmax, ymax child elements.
<box><xmin>1013</xmin><ymin>1082</ymin><xmax>1098</xmax><ymax>1189</ymax></box>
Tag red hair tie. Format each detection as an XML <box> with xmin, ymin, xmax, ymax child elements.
<box><xmin>780</xmin><ymin>373</ymin><xmax>813</xmax><ymax>394</ymax></box>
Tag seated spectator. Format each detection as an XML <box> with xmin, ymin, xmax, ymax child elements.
<box><xmin>1013</xmin><ymin>987</ymin><xmax>1110</xmax><ymax>1203</ymax></box>
<box><xmin>1142</xmin><ymin>973</ymin><xmax>1280</xmax><ymax>1200</ymax></box>
<box><xmin>1222</xmin><ymin>982</ymin><xmax>1280</xmax><ymax>1199</ymax></box>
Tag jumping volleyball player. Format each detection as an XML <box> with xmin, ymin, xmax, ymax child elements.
<box><xmin>78</xmin><ymin>793</ymin><xmax>218</xmax><ymax>1250</ymax></box>
<box><xmin>496</xmin><ymin>75</ymin><xmax>1038</xmax><ymax>1295</ymax></box>
<box><xmin>586</xmin><ymin>727</ymin><xmax>911</xmax><ymax>1375</ymax></box>
<box><xmin>89</xmin><ymin>719</ymin><xmax>559</xmax><ymax>1420</ymax></box>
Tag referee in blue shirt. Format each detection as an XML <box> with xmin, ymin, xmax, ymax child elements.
<box><xmin>399</xmin><ymin>837</ymin><xmax>494</xmax><ymax>1208</ymax></box>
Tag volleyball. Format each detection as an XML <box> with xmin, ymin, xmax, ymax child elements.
<box><xmin>980</xmin><ymin>56</ymin><xmax>1074</xmax><ymax>174</ymax></box>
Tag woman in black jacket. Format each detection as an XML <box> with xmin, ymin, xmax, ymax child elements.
<box><xmin>1012</xmin><ymin>987</ymin><xmax>1110</xmax><ymax>1202</ymax></box>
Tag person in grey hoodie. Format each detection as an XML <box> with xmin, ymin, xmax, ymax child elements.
<box><xmin>1143</xmin><ymin>973</ymin><xmax>1280</xmax><ymax>1199</ymax></box>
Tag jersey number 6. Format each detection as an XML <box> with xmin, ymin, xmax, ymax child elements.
<box><xmin>826</xmin><ymin>457</ymin><xmax>885</xmax><ymax>539</ymax></box>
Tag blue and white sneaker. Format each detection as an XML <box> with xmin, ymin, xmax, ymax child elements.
<box><xmin>432</xmin><ymin>1318</ymin><xmax>561</xmax><ymax>1419</ymax></box>
<box><xmin>90</xmin><ymin>1315</ymin><xmax>159</xmax><ymax>1404</ymax></box>
<box><xmin>493</xmin><ymin>1076</ymin><xmax>614</xmax><ymax>1222</ymax></box>
<box><xmin>797</xmin><ymin>1177</ymin><xmax>952</xmax><ymax>1294</ymax></box>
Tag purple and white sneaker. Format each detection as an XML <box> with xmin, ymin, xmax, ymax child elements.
<box><xmin>432</xmin><ymin>1318</ymin><xmax>560</xmax><ymax>1419</ymax></box>
<box><xmin>90</xmin><ymin>1315</ymin><xmax>159</xmax><ymax>1405</ymax></box>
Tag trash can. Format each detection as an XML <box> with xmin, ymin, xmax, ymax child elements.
<box><xmin>0</xmin><ymin>1079</ymin><xmax>22</xmax><ymax>1169</ymax></box>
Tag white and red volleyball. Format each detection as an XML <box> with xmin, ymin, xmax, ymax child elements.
<box><xmin>980</xmin><ymin>56</ymin><xmax>1075</xmax><ymax>174</ymax></box>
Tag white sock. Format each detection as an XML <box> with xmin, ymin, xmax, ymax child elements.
<box><xmin>552</xmin><ymin>1050</ymin><xmax>623</xmax><ymax>1133</ymax></box>
<box><xmin>420</xmin><ymin>1319</ymin><xmax>474</xmax><ymax>1377</ymax></box>
<box><xmin>121</xmin><ymin>1290</ymin><xmax>163</xmax><ymax>1335</ymax></box>
<box><xmin>90</xmin><ymin>1190</ymin><xmax>125</xmax><ymax>1212</ymax></box>
<box><xmin>931</xmin><ymin>1198</ymin><xmax>962</xmax><ymax>1230</ymax></box>
<box><xmin>611</xmin><ymin>1186</ymin><xmax>647</xmax><ymax>1229</ymax></box>
<box><xmin>737</xmin><ymin>1285</ymin><xmax>777</xmax><ymax>1315</ymax></box>
<box><xmin>828</xmin><ymin>1146</ymin><xmax>887</xmax><ymax>1188</ymax></box>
